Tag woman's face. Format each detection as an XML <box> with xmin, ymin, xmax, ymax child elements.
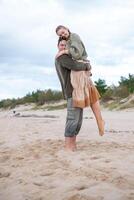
<box><xmin>57</xmin><ymin>28</ymin><xmax>69</xmax><ymax>39</ymax></box>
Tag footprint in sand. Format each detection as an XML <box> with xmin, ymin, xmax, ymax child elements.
<box><xmin>40</xmin><ymin>171</ymin><xmax>54</xmax><ymax>176</ymax></box>
<box><xmin>33</xmin><ymin>198</ymin><xmax>44</xmax><ymax>200</ymax></box>
<box><xmin>11</xmin><ymin>163</ymin><xmax>22</xmax><ymax>168</ymax></box>
<box><xmin>15</xmin><ymin>156</ymin><xmax>25</xmax><ymax>160</ymax></box>
<box><xmin>75</xmin><ymin>185</ymin><xmax>89</xmax><ymax>191</ymax></box>
<box><xmin>0</xmin><ymin>155</ymin><xmax>11</xmax><ymax>163</ymax></box>
<box><xmin>33</xmin><ymin>132</ymin><xmax>39</xmax><ymax>134</ymax></box>
<box><xmin>33</xmin><ymin>182</ymin><xmax>44</xmax><ymax>186</ymax></box>
<box><xmin>0</xmin><ymin>141</ymin><xmax>5</xmax><ymax>145</ymax></box>
<box><xmin>104</xmin><ymin>159</ymin><xmax>111</xmax><ymax>163</ymax></box>
<box><xmin>127</xmin><ymin>192</ymin><xmax>134</xmax><ymax>200</ymax></box>
<box><xmin>90</xmin><ymin>156</ymin><xmax>100</xmax><ymax>160</ymax></box>
<box><xmin>64</xmin><ymin>194</ymin><xmax>98</xmax><ymax>200</ymax></box>
<box><xmin>0</xmin><ymin>171</ymin><xmax>11</xmax><ymax>178</ymax></box>
<box><xmin>20</xmin><ymin>136</ymin><xmax>26</xmax><ymax>141</ymax></box>
<box><xmin>33</xmin><ymin>181</ymin><xmax>56</xmax><ymax>190</ymax></box>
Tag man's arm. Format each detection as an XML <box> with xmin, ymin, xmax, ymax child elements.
<box><xmin>57</xmin><ymin>54</ymin><xmax>89</xmax><ymax>71</ymax></box>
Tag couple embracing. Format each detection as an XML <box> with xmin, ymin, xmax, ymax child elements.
<box><xmin>55</xmin><ymin>25</ymin><xmax>105</xmax><ymax>151</ymax></box>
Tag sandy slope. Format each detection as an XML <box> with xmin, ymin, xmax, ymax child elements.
<box><xmin>0</xmin><ymin>106</ymin><xmax>134</xmax><ymax>200</ymax></box>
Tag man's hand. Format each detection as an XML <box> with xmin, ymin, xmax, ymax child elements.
<box><xmin>55</xmin><ymin>50</ymin><xmax>68</xmax><ymax>59</ymax></box>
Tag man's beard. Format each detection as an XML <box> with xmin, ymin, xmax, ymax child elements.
<box><xmin>60</xmin><ymin>36</ymin><xmax>67</xmax><ymax>40</ymax></box>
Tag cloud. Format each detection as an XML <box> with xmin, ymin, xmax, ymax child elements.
<box><xmin>0</xmin><ymin>68</ymin><xmax>59</xmax><ymax>100</ymax></box>
<box><xmin>92</xmin><ymin>63</ymin><xmax>134</xmax><ymax>86</ymax></box>
<box><xmin>0</xmin><ymin>0</ymin><xmax>134</xmax><ymax>99</ymax></box>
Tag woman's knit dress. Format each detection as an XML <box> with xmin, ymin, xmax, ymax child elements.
<box><xmin>71</xmin><ymin>71</ymin><xmax>100</xmax><ymax>108</ymax></box>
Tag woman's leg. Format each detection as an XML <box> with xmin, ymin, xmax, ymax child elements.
<box><xmin>91</xmin><ymin>100</ymin><xmax>105</xmax><ymax>136</ymax></box>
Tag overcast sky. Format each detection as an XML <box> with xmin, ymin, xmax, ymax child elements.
<box><xmin>0</xmin><ymin>0</ymin><xmax>134</xmax><ymax>100</ymax></box>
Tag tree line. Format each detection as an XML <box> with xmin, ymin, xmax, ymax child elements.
<box><xmin>0</xmin><ymin>89</ymin><xmax>63</xmax><ymax>109</ymax></box>
<box><xmin>0</xmin><ymin>73</ymin><xmax>133</xmax><ymax>109</ymax></box>
<box><xmin>95</xmin><ymin>73</ymin><xmax>134</xmax><ymax>101</ymax></box>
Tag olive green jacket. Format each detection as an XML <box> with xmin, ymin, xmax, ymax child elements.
<box><xmin>67</xmin><ymin>33</ymin><xmax>88</xmax><ymax>60</ymax></box>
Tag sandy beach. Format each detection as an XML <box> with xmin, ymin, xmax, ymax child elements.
<box><xmin>0</xmin><ymin>105</ymin><xmax>134</xmax><ymax>200</ymax></box>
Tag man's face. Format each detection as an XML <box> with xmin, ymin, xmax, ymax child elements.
<box><xmin>57</xmin><ymin>28</ymin><xmax>69</xmax><ymax>39</ymax></box>
<box><xmin>58</xmin><ymin>40</ymin><xmax>66</xmax><ymax>51</ymax></box>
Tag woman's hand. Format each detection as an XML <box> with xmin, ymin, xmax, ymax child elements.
<box><xmin>55</xmin><ymin>49</ymin><xmax>68</xmax><ymax>59</ymax></box>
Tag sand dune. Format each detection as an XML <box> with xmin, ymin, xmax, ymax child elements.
<box><xmin>0</xmin><ymin>106</ymin><xmax>134</xmax><ymax>200</ymax></box>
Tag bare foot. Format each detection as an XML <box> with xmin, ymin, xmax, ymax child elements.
<box><xmin>65</xmin><ymin>136</ymin><xmax>77</xmax><ymax>151</ymax></box>
<box><xmin>98</xmin><ymin>120</ymin><xmax>105</xmax><ymax>136</ymax></box>
<box><xmin>65</xmin><ymin>145</ymin><xmax>77</xmax><ymax>152</ymax></box>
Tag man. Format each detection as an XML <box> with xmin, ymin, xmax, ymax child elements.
<box><xmin>55</xmin><ymin>38</ymin><xmax>90</xmax><ymax>151</ymax></box>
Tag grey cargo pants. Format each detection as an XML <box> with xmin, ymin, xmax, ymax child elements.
<box><xmin>65</xmin><ymin>98</ymin><xmax>83</xmax><ymax>137</ymax></box>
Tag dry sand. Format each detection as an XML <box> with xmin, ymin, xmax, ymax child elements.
<box><xmin>0</xmin><ymin>105</ymin><xmax>134</xmax><ymax>200</ymax></box>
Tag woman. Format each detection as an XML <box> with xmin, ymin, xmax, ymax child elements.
<box><xmin>55</xmin><ymin>25</ymin><xmax>105</xmax><ymax>136</ymax></box>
